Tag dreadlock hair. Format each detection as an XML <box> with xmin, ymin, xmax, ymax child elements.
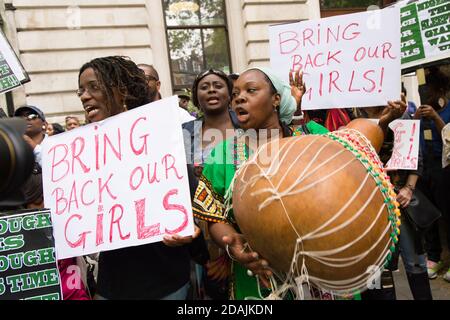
<box><xmin>78</xmin><ymin>56</ymin><xmax>150</xmax><ymax>121</ymax></box>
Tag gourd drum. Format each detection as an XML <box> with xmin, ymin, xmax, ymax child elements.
<box><xmin>232</xmin><ymin>119</ymin><xmax>401</xmax><ymax>294</ymax></box>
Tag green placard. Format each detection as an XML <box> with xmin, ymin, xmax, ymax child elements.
<box><xmin>0</xmin><ymin>52</ymin><xmax>20</xmax><ymax>93</ymax></box>
<box><xmin>400</xmin><ymin>0</ymin><xmax>450</xmax><ymax>70</ymax></box>
<box><xmin>401</xmin><ymin>3</ymin><xmax>426</xmax><ymax>63</ymax></box>
<box><xmin>0</xmin><ymin>209</ymin><xmax>62</xmax><ymax>300</ymax></box>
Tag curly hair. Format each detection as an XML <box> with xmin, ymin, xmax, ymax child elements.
<box><xmin>78</xmin><ymin>56</ymin><xmax>150</xmax><ymax>120</ymax></box>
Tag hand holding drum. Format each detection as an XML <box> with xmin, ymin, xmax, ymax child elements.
<box><xmin>232</xmin><ymin>119</ymin><xmax>401</xmax><ymax>296</ymax></box>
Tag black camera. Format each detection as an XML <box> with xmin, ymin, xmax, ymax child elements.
<box><xmin>0</xmin><ymin>118</ymin><xmax>35</xmax><ymax>207</ymax></box>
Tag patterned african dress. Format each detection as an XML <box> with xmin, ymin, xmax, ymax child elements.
<box><xmin>192</xmin><ymin>121</ymin><xmax>329</xmax><ymax>300</ymax></box>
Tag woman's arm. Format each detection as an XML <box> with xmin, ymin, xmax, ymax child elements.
<box><xmin>208</xmin><ymin>222</ymin><xmax>273</xmax><ymax>285</ymax></box>
<box><xmin>396</xmin><ymin>174</ymin><xmax>418</xmax><ymax>208</ymax></box>
<box><xmin>415</xmin><ymin>105</ymin><xmax>446</xmax><ymax>134</ymax></box>
<box><xmin>378</xmin><ymin>94</ymin><xmax>407</xmax><ymax>137</ymax></box>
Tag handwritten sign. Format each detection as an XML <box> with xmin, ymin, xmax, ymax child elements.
<box><xmin>400</xmin><ymin>0</ymin><xmax>450</xmax><ymax>70</ymax></box>
<box><xmin>0</xmin><ymin>52</ymin><xmax>20</xmax><ymax>94</ymax></box>
<box><xmin>0</xmin><ymin>209</ymin><xmax>62</xmax><ymax>300</ymax></box>
<box><xmin>269</xmin><ymin>8</ymin><xmax>401</xmax><ymax>110</ymax></box>
<box><xmin>42</xmin><ymin>96</ymin><xmax>195</xmax><ymax>259</ymax></box>
<box><xmin>386</xmin><ymin>119</ymin><xmax>420</xmax><ymax>170</ymax></box>
<box><xmin>0</xmin><ymin>30</ymin><xmax>29</xmax><ymax>93</ymax></box>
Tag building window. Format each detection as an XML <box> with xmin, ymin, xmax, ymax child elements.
<box><xmin>320</xmin><ymin>0</ymin><xmax>395</xmax><ymax>18</ymax></box>
<box><xmin>162</xmin><ymin>0</ymin><xmax>232</xmax><ymax>92</ymax></box>
<box><xmin>320</xmin><ymin>0</ymin><xmax>383</xmax><ymax>9</ymax></box>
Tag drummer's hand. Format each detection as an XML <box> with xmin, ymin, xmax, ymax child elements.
<box><xmin>163</xmin><ymin>225</ymin><xmax>201</xmax><ymax>247</ymax></box>
<box><xmin>223</xmin><ymin>234</ymin><xmax>273</xmax><ymax>288</ymax></box>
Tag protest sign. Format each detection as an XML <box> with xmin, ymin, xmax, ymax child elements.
<box><xmin>400</xmin><ymin>0</ymin><xmax>450</xmax><ymax>71</ymax></box>
<box><xmin>42</xmin><ymin>96</ymin><xmax>195</xmax><ymax>259</ymax></box>
<box><xmin>386</xmin><ymin>119</ymin><xmax>420</xmax><ymax>170</ymax></box>
<box><xmin>0</xmin><ymin>209</ymin><xmax>62</xmax><ymax>300</ymax></box>
<box><xmin>0</xmin><ymin>31</ymin><xmax>29</xmax><ymax>94</ymax></box>
<box><xmin>269</xmin><ymin>8</ymin><xmax>401</xmax><ymax>110</ymax></box>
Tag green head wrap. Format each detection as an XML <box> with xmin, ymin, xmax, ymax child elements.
<box><xmin>245</xmin><ymin>67</ymin><xmax>297</xmax><ymax>125</ymax></box>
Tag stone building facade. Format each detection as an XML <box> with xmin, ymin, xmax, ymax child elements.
<box><xmin>0</xmin><ymin>0</ymin><xmax>320</xmax><ymax>123</ymax></box>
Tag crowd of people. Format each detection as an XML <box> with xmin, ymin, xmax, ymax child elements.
<box><xmin>2</xmin><ymin>54</ymin><xmax>449</xmax><ymax>300</ymax></box>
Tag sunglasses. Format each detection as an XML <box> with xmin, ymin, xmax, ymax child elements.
<box><xmin>19</xmin><ymin>113</ymin><xmax>40</xmax><ymax>121</ymax></box>
<box><xmin>195</xmin><ymin>69</ymin><xmax>228</xmax><ymax>82</ymax></box>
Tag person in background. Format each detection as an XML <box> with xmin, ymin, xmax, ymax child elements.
<box><xmin>414</xmin><ymin>66</ymin><xmax>450</xmax><ymax>282</ymax></box>
<box><xmin>178</xmin><ymin>93</ymin><xmax>190</xmax><ymax>111</ymax></box>
<box><xmin>47</xmin><ymin>122</ymin><xmax>65</xmax><ymax>136</ymax></box>
<box><xmin>137</xmin><ymin>63</ymin><xmax>162</xmax><ymax>102</ymax></box>
<box><xmin>228</xmin><ymin>73</ymin><xmax>239</xmax><ymax>86</ymax></box>
<box><xmin>13</xmin><ymin>105</ymin><xmax>47</xmax><ymax>167</ymax></box>
<box><xmin>183</xmin><ymin>68</ymin><xmax>239</xmax><ymax>300</ymax></box>
<box><xmin>402</xmin><ymin>83</ymin><xmax>417</xmax><ymax>116</ymax></box>
<box><xmin>138</xmin><ymin>63</ymin><xmax>194</xmax><ymax>124</ymax></box>
<box><xmin>65</xmin><ymin>115</ymin><xmax>81</xmax><ymax>131</ymax></box>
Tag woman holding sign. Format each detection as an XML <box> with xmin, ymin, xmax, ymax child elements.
<box><xmin>354</xmin><ymin>98</ymin><xmax>433</xmax><ymax>300</ymax></box>
<box><xmin>77</xmin><ymin>56</ymin><xmax>199</xmax><ymax>300</ymax></box>
<box><xmin>192</xmin><ymin>68</ymin><xmax>328</xmax><ymax>299</ymax></box>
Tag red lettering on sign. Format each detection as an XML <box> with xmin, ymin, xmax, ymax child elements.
<box><xmin>163</xmin><ymin>189</ymin><xmax>188</xmax><ymax>235</ymax></box>
<box><xmin>71</xmin><ymin>137</ymin><xmax>90</xmax><ymax>174</ymax></box>
<box><xmin>279</xmin><ymin>31</ymin><xmax>299</xmax><ymax>54</ymax></box>
<box><xmin>49</xmin><ymin>144</ymin><xmax>69</xmax><ymax>182</ymax></box>
<box><xmin>135</xmin><ymin>198</ymin><xmax>161</xmax><ymax>240</ymax></box>
<box><xmin>65</xmin><ymin>214</ymin><xmax>91</xmax><ymax>249</ymax></box>
<box><xmin>162</xmin><ymin>154</ymin><xmax>183</xmax><ymax>180</ymax></box>
<box><xmin>109</xmin><ymin>204</ymin><xmax>130</xmax><ymax>242</ymax></box>
<box><xmin>130</xmin><ymin>117</ymin><xmax>149</xmax><ymax>156</ymax></box>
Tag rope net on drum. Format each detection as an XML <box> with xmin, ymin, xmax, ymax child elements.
<box><xmin>226</xmin><ymin>129</ymin><xmax>401</xmax><ymax>300</ymax></box>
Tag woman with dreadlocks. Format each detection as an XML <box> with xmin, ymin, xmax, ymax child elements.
<box><xmin>77</xmin><ymin>56</ymin><xmax>196</xmax><ymax>299</ymax></box>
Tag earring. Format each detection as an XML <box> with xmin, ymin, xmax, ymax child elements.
<box><xmin>123</xmin><ymin>104</ymin><xmax>128</xmax><ymax>111</ymax></box>
<box><xmin>42</xmin><ymin>125</ymin><xmax>46</xmax><ymax>129</ymax></box>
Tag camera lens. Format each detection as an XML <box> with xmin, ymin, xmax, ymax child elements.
<box><xmin>0</xmin><ymin>118</ymin><xmax>35</xmax><ymax>196</ymax></box>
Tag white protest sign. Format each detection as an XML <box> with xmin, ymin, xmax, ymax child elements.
<box><xmin>269</xmin><ymin>8</ymin><xmax>401</xmax><ymax>110</ymax></box>
<box><xmin>42</xmin><ymin>96</ymin><xmax>195</xmax><ymax>259</ymax></box>
<box><xmin>386</xmin><ymin>119</ymin><xmax>420</xmax><ymax>170</ymax></box>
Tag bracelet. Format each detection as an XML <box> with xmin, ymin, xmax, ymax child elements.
<box><xmin>404</xmin><ymin>184</ymin><xmax>415</xmax><ymax>191</ymax></box>
<box><xmin>225</xmin><ymin>244</ymin><xmax>237</xmax><ymax>262</ymax></box>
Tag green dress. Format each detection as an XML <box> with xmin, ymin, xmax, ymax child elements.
<box><xmin>192</xmin><ymin>121</ymin><xmax>329</xmax><ymax>300</ymax></box>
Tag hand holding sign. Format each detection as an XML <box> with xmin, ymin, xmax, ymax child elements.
<box><xmin>163</xmin><ymin>225</ymin><xmax>201</xmax><ymax>247</ymax></box>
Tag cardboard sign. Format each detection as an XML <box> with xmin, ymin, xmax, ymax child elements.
<box><xmin>269</xmin><ymin>8</ymin><xmax>401</xmax><ymax>110</ymax></box>
<box><xmin>0</xmin><ymin>209</ymin><xmax>62</xmax><ymax>300</ymax></box>
<box><xmin>400</xmin><ymin>0</ymin><xmax>450</xmax><ymax>70</ymax></box>
<box><xmin>386</xmin><ymin>119</ymin><xmax>420</xmax><ymax>170</ymax></box>
<box><xmin>42</xmin><ymin>97</ymin><xmax>195</xmax><ymax>259</ymax></box>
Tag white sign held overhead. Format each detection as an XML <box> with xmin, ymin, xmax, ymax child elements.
<box><xmin>269</xmin><ymin>8</ymin><xmax>401</xmax><ymax>110</ymax></box>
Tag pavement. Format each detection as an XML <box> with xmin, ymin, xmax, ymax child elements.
<box><xmin>394</xmin><ymin>247</ymin><xmax>450</xmax><ymax>300</ymax></box>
